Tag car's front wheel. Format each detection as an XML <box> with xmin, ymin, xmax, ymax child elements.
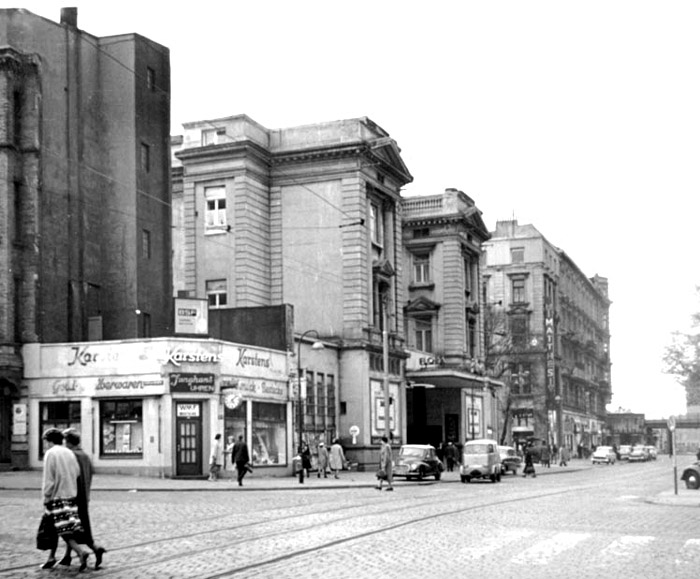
<box><xmin>435</xmin><ymin>470</ymin><xmax>441</xmax><ymax>481</ymax></box>
<box><xmin>685</xmin><ymin>472</ymin><xmax>700</xmax><ymax>490</ymax></box>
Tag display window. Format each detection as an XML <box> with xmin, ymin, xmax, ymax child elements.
<box><xmin>251</xmin><ymin>402</ymin><xmax>286</xmax><ymax>466</ymax></box>
<box><xmin>39</xmin><ymin>401</ymin><xmax>81</xmax><ymax>459</ymax></box>
<box><xmin>99</xmin><ymin>400</ymin><xmax>144</xmax><ymax>458</ymax></box>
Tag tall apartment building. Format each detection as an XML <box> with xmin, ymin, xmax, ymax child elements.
<box><xmin>0</xmin><ymin>8</ymin><xmax>172</xmax><ymax>467</ymax></box>
<box><xmin>481</xmin><ymin>219</ymin><xmax>612</xmax><ymax>452</ymax></box>
<box><xmin>172</xmin><ymin>115</ymin><xmax>412</xmax><ymax>466</ymax></box>
<box><xmin>400</xmin><ymin>189</ymin><xmax>498</xmax><ymax>448</ymax></box>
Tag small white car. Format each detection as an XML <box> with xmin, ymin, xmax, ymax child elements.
<box><xmin>591</xmin><ymin>445</ymin><xmax>616</xmax><ymax>465</ymax></box>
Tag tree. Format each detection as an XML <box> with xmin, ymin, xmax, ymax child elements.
<box><xmin>663</xmin><ymin>288</ymin><xmax>700</xmax><ymax>408</ymax></box>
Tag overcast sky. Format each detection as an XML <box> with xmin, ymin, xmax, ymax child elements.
<box><xmin>11</xmin><ymin>0</ymin><xmax>700</xmax><ymax>418</ymax></box>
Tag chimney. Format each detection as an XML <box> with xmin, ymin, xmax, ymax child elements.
<box><xmin>60</xmin><ymin>7</ymin><xmax>78</xmax><ymax>28</ymax></box>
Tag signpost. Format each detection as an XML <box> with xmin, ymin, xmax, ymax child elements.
<box><xmin>349</xmin><ymin>425</ymin><xmax>360</xmax><ymax>445</ymax></box>
<box><xmin>668</xmin><ymin>416</ymin><xmax>677</xmax><ymax>495</ymax></box>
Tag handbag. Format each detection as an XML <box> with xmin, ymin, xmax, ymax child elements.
<box><xmin>376</xmin><ymin>469</ymin><xmax>386</xmax><ymax>480</ymax></box>
<box><xmin>36</xmin><ymin>513</ymin><xmax>58</xmax><ymax>551</ymax></box>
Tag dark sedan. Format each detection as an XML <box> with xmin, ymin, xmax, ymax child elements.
<box><xmin>392</xmin><ymin>444</ymin><xmax>443</xmax><ymax>481</ymax></box>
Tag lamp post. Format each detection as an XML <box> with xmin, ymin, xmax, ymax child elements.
<box><xmin>297</xmin><ymin>330</ymin><xmax>324</xmax><ymax>484</ymax></box>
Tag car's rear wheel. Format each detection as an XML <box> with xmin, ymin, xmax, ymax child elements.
<box><xmin>685</xmin><ymin>472</ymin><xmax>700</xmax><ymax>490</ymax></box>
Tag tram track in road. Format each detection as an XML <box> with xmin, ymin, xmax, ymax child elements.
<box><xmin>0</xmin><ymin>464</ymin><xmax>665</xmax><ymax>577</ymax></box>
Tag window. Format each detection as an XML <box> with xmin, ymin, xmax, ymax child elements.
<box><xmin>467</xmin><ymin>317</ymin><xmax>477</xmax><ymax>358</ymax></box>
<box><xmin>511</xmin><ymin>247</ymin><xmax>524</xmax><ymax>263</ymax></box>
<box><xmin>100</xmin><ymin>399</ymin><xmax>143</xmax><ymax>457</ymax></box>
<box><xmin>205</xmin><ymin>186</ymin><xmax>227</xmax><ymax>230</ymax></box>
<box><xmin>252</xmin><ymin>402</ymin><xmax>287</xmax><ymax>466</ymax></box>
<box><xmin>415</xmin><ymin>317</ymin><xmax>433</xmax><ymax>352</ymax></box>
<box><xmin>146</xmin><ymin>67</ymin><xmax>156</xmax><ymax>92</ymax></box>
<box><xmin>202</xmin><ymin>128</ymin><xmax>226</xmax><ymax>146</ymax></box>
<box><xmin>510</xmin><ymin>315</ymin><xmax>528</xmax><ymax>349</ymax></box>
<box><xmin>510</xmin><ymin>362</ymin><xmax>531</xmax><ymax>395</ymax></box>
<box><xmin>413</xmin><ymin>228</ymin><xmax>430</xmax><ymax>239</ymax></box>
<box><xmin>206</xmin><ymin>279</ymin><xmax>228</xmax><ymax>308</ymax></box>
<box><xmin>370</xmin><ymin>202</ymin><xmax>383</xmax><ymax>246</ymax></box>
<box><xmin>413</xmin><ymin>253</ymin><xmax>430</xmax><ymax>284</ymax></box>
<box><xmin>511</xmin><ymin>277</ymin><xmax>526</xmax><ymax>304</ymax></box>
<box><xmin>141</xmin><ymin>229</ymin><xmax>151</xmax><ymax>259</ymax></box>
<box><xmin>464</xmin><ymin>256</ymin><xmax>474</xmax><ymax>296</ymax></box>
<box><xmin>140</xmin><ymin>142</ymin><xmax>150</xmax><ymax>172</ymax></box>
<box><xmin>39</xmin><ymin>402</ymin><xmax>81</xmax><ymax>459</ymax></box>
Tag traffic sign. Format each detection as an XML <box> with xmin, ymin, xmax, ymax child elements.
<box><xmin>667</xmin><ymin>415</ymin><xmax>676</xmax><ymax>432</ymax></box>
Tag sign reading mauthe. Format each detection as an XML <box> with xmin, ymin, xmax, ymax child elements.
<box><xmin>169</xmin><ymin>373</ymin><xmax>216</xmax><ymax>393</ymax></box>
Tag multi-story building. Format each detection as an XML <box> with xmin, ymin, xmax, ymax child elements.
<box><xmin>172</xmin><ymin>115</ymin><xmax>413</xmax><ymax>468</ymax></box>
<box><xmin>400</xmin><ymin>189</ymin><xmax>499</xmax><ymax>449</ymax></box>
<box><xmin>481</xmin><ymin>219</ymin><xmax>612</xmax><ymax>453</ymax></box>
<box><xmin>0</xmin><ymin>8</ymin><xmax>172</xmax><ymax>468</ymax></box>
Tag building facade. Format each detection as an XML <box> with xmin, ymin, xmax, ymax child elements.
<box><xmin>0</xmin><ymin>8</ymin><xmax>172</xmax><ymax>469</ymax></box>
<box><xmin>400</xmin><ymin>189</ymin><xmax>500</xmax><ymax>449</ymax></box>
<box><xmin>171</xmin><ymin>115</ymin><xmax>413</xmax><ymax>468</ymax></box>
<box><xmin>481</xmin><ymin>220</ymin><xmax>612</xmax><ymax>453</ymax></box>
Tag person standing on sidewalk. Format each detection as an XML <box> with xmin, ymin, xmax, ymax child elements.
<box><xmin>316</xmin><ymin>442</ymin><xmax>330</xmax><ymax>478</ymax></box>
<box><xmin>329</xmin><ymin>439</ymin><xmax>346</xmax><ymax>479</ymax></box>
<box><xmin>209</xmin><ymin>434</ymin><xmax>223</xmax><ymax>481</ymax></box>
<box><xmin>58</xmin><ymin>429</ymin><xmax>107</xmax><ymax>570</ymax></box>
<box><xmin>376</xmin><ymin>436</ymin><xmax>394</xmax><ymax>491</ymax></box>
<box><xmin>232</xmin><ymin>435</ymin><xmax>251</xmax><ymax>486</ymax></box>
<box><xmin>40</xmin><ymin>428</ymin><xmax>90</xmax><ymax>571</ymax></box>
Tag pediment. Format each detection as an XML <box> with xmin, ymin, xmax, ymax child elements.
<box><xmin>405</xmin><ymin>296</ymin><xmax>441</xmax><ymax>313</ymax></box>
<box><xmin>372</xmin><ymin>258</ymin><xmax>395</xmax><ymax>278</ymax></box>
<box><xmin>367</xmin><ymin>138</ymin><xmax>413</xmax><ymax>186</ymax></box>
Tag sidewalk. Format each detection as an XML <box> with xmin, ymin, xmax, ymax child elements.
<box><xmin>0</xmin><ymin>461</ymin><xmax>589</xmax><ymax>493</ymax></box>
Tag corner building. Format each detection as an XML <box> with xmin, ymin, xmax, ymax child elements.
<box><xmin>172</xmin><ymin>116</ymin><xmax>413</xmax><ymax>468</ymax></box>
<box><xmin>481</xmin><ymin>220</ymin><xmax>612</xmax><ymax>453</ymax></box>
<box><xmin>0</xmin><ymin>9</ymin><xmax>172</xmax><ymax>469</ymax></box>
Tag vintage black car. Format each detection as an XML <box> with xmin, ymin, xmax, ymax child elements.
<box><xmin>681</xmin><ymin>461</ymin><xmax>700</xmax><ymax>489</ymax></box>
<box><xmin>392</xmin><ymin>444</ymin><xmax>443</xmax><ymax>481</ymax></box>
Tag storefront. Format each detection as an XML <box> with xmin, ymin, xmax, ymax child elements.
<box><xmin>22</xmin><ymin>338</ymin><xmax>291</xmax><ymax>478</ymax></box>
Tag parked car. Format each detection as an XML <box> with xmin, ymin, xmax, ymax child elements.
<box><xmin>618</xmin><ymin>445</ymin><xmax>632</xmax><ymax>461</ymax></box>
<box><xmin>498</xmin><ymin>445</ymin><xmax>522</xmax><ymax>475</ymax></box>
<box><xmin>460</xmin><ymin>438</ymin><xmax>501</xmax><ymax>483</ymax></box>
<box><xmin>681</xmin><ymin>461</ymin><xmax>700</xmax><ymax>489</ymax></box>
<box><xmin>643</xmin><ymin>445</ymin><xmax>658</xmax><ymax>460</ymax></box>
<box><xmin>393</xmin><ymin>444</ymin><xmax>443</xmax><ymax>481</ymax></box>
<box><xmin>628</xmin><ymin>445</ymin><xmax>649</xmax><ymax>462</ymax></box>
<box><xmin>591</xmin><ymin>445</ymin><xmax>616</xmax><ymax>465</ymax></box>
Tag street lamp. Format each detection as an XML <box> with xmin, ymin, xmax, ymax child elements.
<box><xmin>297</xmin><ymin>329</ymin><xmax>324</xmax><ymax>484</ymax></box>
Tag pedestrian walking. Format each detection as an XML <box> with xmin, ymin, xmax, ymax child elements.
<box><xmin>232</xmin><ymin>435</ymin><xmax>251</xmax><ymax>486</ymax></box>
<box><xmin>59</xmin><ymin>429</ymin><xmax>106</xmax><ymax>570</ymax></box>
<box><xmin>541</xmin><ymin>444</ymin><xmax>551</xmax><ymax>468</ymax></box>
<box><xmin>39</xmin><ymin>428</ymin><xmax>90</xmax><ymax>571</ymax></box>
<box><xmin>329</xmin><ymin>439</ymin><xmax>346</xmax><ymax>479</ymax></box>
<box><xmin>300</xmin><ymin>442</ymin><xmax>312</xmax><ymax>478</ymax></box>
<box><xmin>375</xmin><ymin>436</ymin><xmax>394</xmax><ymax>491</ymax></box>
<box><xmin>444</xmin><ymin>441</ymin><xmax>458</xmax><ymax>472</ymax></box>
<box><xmin>522</xmin><ymin>446</ymin><xmax>537</xmax><ymax>478</ymax></box>
<box><xmin>316</xmin><ymin>442</ymin><xmax>330</xmax><ymax>478</ymax></box>
<box><xmin>225</xmin><ymin>435</ymin><xmax>236</xmax><ymax>474</ymax></box>
<box><xmin>209</xmin><ymin>434</ymin><xmax>223</xmax><ymax>481</ymax></box>
<box><xmin>559</xmin><ymin>445</ymin><xmax>569</xmax><ymax>467</ymax></box>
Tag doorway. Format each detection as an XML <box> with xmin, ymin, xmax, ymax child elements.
<box><xmin>175</xmin><ymin>401</ymin><xmax>203</xmax><ymax>477</ymax></box>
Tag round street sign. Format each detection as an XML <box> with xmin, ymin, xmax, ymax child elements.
<box><xmin>349</xmin><ymin>425</ymin><xmax>360</xmax><ymax>436</ymax></box>
<box><xmin>667</xmin><ymin>415</ymin><xmax>676</xmax><ymax>431</ymax></box>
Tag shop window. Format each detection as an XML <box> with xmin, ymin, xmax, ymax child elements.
<box><xmin>224</xmin><ymin>397</ymin><xmax>246</xmax><ymax>443</ymax></box>
<box><xmin>99</xmin><ymin>400</ymin><xmax>143</xmax><ymax>458</ymax></box>
<box><xmin>39</xmin><ymin>401</ymin><xmax>81</xmax><ymax>459</ymax></box>
<box><xmin>251</xmin><ymin>402</ymin><xmax>287</xmax><ymax>466</ymax></box>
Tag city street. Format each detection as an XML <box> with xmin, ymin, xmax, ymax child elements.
<box><xmin>1</xmin><ymin>457</ymin><xmax>699</xmax><ymax>578</ymax></box>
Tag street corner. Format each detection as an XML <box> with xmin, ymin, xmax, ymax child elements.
<box><xmin>649</xmin><ymin>489</ymin><xmax>700</xmax><ymax>507</ymax></box>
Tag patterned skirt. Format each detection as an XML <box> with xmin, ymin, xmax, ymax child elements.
<box><xmin>45</xmin><ymin>497</ymin><xmax>84</xmax><ymax>540</ymax></box>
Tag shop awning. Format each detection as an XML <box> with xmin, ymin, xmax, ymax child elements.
<box><xmin>406</xmin><ymin>369</ymin><xmax>504</xmax><ymax>391</ymax></box>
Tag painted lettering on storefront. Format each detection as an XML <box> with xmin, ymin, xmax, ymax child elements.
<box><xmin>164</xmin><ymin>348</ymin><xmax>222</xmax><ymax>366</ymax></box>
<box><xmin>95</xmin><ymin>378</ymin><xmax>146</xmax><ymax>391</ymax></box>
<box><xmin>236</xmin><ymin>348</ymin><xmax>271</xmax><ymax>369</ymax></box>
<box><xmin>52</xmin><ymin>379</ymin><xmax>82</xmax><ymax>395</ymax></box>
<box><xmin>67</xmin><ymin>346</ymin><xmax>118</xmax><ymax>366</ymax></box>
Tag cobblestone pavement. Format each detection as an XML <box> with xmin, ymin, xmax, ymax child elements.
<box><xmin>1</xmin><ymin>456</ymin><xmax>699</xmax><ymax>578</ymax></box>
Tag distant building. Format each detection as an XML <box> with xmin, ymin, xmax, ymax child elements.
<box><xmin>400</xmin><ymin>189</ymin><xmax>499</xmax><ymax>447</ymax></box>
<box><xmin>172</xmin><ymin>115</ymin><xmax>412</xmax><ymax>469</ymax></box>
<box><xmin>481</xmin><ymin>220</ymin><xmax>612</xmax><ymax>452</ymax></box>
<box><xmin>0</xmin><ymin>8</ymin><xmax>172</xmax><ymax>468</ymax></box>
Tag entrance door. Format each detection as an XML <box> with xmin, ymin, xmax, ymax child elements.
<box><xmin>175</xmin><ymin>401</ymin><xmax>203</xmax><ymax>477</ymax></box>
